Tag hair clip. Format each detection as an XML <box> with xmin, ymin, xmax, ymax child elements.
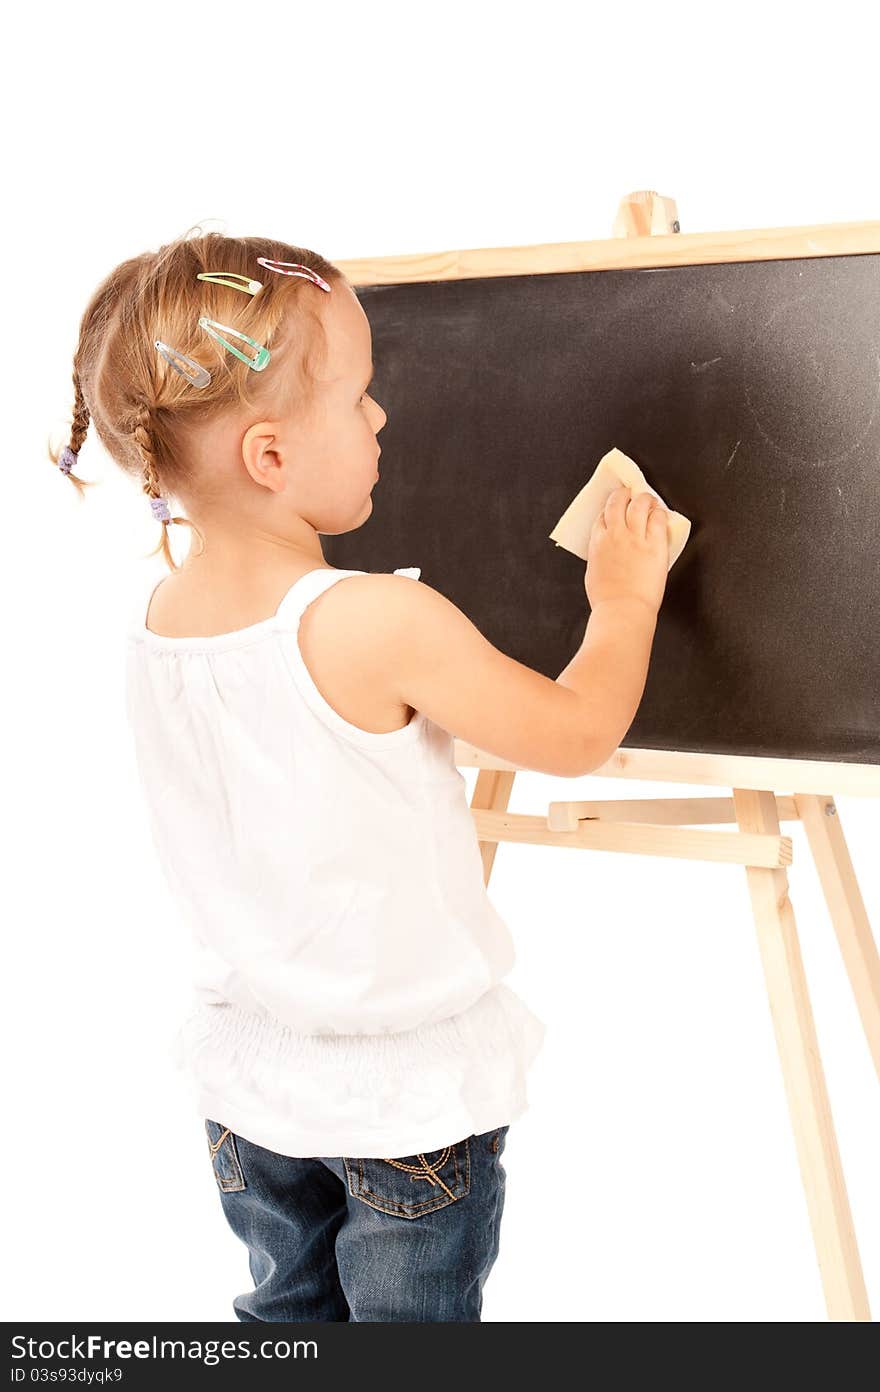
<box><xmin>154</xmin><ymin>339</ymin><xmax>212</xmax><ymax>388</ymax></box>
<box><xmin>256</xmin><ymin>258</ymin><xmax>332</xmax><ymax>293</ymax></box>
<box><xmin>198</xmin><ymin>317</ymin><xmax>271</xmax><ymax>372</ymax></box>
<box><xmin>196</xmin><ymin>271</ymin><xmax>263</xmax><ymax>296</ymax></box>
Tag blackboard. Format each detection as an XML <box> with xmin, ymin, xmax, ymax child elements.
<box><xmin>322</xmin><ymin>254</ymin><xmax>880</xmax><ymax>765</ymax></box>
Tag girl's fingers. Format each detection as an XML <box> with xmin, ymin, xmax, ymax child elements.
<box><xmin>604</xmin><ymin>484</ymin><xmax>631</xmax><ymax>525</ymax></box>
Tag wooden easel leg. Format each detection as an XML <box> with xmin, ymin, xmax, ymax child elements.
<box><xmin>733</xmin><ymin>788</ymin><xmax>870</xmax><ymax>1321</ymax></box>
<box><xmin>471</xmin><ymin>768</ymin><xmax>516</xmax><ymax>884</ymax></box>
<box><xmin>794</xmin><ymin>793</ymin><xmax>880</xmax><ymax>1086</ymax></box>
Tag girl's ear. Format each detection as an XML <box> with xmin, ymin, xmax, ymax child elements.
<box><xmin>241</xmin><ymin>420</ymin><xmax>287</xmax><ymax>494</ymax></box>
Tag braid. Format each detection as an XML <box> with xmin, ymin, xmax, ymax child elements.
<box><xmin>134</xmin><ymin>403</ymin><xmax>181</xmax><ymax>570</ymax></box>
<box><xmin>133</xmin><ymin>404</ymin><xmax>201</xmax><ymax>571</ymax></box>
<box><xmin>49</xmin><ymin>366</ymin><xmax>99</xmax><ymax>501</ymax></box>
<box><xmin>70</xmin><ymin>369</ymin><xmax>90</xmax><ymax>453</ymax></box>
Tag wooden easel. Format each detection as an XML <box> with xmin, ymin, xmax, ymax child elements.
<box><xmin>462</xmin><ymin>190</ymin><xmax>879</xmax><ymax>1323</ymax></box>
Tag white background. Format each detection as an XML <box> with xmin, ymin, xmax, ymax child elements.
<box><xmin>5</xmin><ymin>0</ymin><xmax>879</xmax><ymax>1323</ymax></box>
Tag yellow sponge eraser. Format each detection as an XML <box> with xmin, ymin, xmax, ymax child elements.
<box><xmin>548</xmin><ymin>447</ymin><xmax>691</xmax><ymax>571</ymax></box>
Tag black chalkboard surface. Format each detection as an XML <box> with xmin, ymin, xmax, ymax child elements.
<box><xmin>322</xmin><ymin>254</ymin><xmax>880</xmax><ymax>766</ymax></box>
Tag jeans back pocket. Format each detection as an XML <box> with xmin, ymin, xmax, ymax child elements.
<box><xmin>205</xmin><ymin>1119</ymin><xmax>247</xmax><ymax>1193</ymax></box>
<box><xmin>343</xmin><ymin>1138</ymin><xmax>471</xmax><ymax>1220</ymax></box>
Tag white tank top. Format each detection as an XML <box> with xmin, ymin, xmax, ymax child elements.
<box><xmin>124</xmin><ymin>565</ymin><xmax>545</xmax><ymax>1157</ymax></box>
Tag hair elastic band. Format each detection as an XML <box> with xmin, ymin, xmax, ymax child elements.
<box><xmin>256</xmin><ymin>258</ymin><xmax>331</xmax><ymax>293</ymax></box>
<box><xmin>196</xmin><ymin>271</ymin><xmax>263</xmax><ymax>295</ymax></box>
<box><xmin>198</xmin><ymin>317</ymin><xmax>271</xmax><ymax>372</ymax></box>
<box><xmin>58</xmin><ymin>445</ymin><xmax>78</xmax><ymax>475</ymax></box>
<box><xmin>150</xmin><ymin>496</ymin><xmax>172</xmax><ymax>524</ymax></box>
<box><xmin>155</xmin><ymin>340</ymin><xmax>212</xmax><ymax>389</ymax></box>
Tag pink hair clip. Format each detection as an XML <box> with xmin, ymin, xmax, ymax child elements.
<box><xmin>256</xmin><ymin>258</ymin><xmax>331</xmax><ymax>293</ymax></box>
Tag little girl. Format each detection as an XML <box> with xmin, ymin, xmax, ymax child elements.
<box><xmin>52</xmin><ymin>229</ymin><xmax>669</xmax><ymax>1323</ymax></box>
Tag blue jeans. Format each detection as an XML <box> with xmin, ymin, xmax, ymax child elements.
<box><xmin>205</xmin><ymin>1119</ymin><xmax>511</xmax><ymax>1322</ymax></box>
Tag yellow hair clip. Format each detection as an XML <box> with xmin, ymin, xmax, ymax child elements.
<box><xmin>196</xmin><ymin>271</ymin><xmax>263</xmax><ymax>295</ymax></box>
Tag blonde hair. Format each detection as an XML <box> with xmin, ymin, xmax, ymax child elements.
<box><xmin>48</xmin><ymin>225</ymin><xmax>345</xmax><ymax>571</ymax></box>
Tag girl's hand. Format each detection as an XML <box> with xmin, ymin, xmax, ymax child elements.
<box><xmin>585</xmin><ymin>484</ymin><xmax>669</xmax><ymax>616</ymax></box>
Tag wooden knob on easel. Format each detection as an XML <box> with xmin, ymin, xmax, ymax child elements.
<box><xmin>613</xmin><ymin>190</ymin><xmax>680</xmax><ymax>237</ymax></box>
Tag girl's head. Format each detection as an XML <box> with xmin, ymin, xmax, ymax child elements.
<box><xmin>50</xmin><ymin>227</ymin><xmax>387</xmax><ymax>570</ymax></box>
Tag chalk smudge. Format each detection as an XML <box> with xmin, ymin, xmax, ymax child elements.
<box><xmin>743</xmin><ymin>350</ymin><xmax>880</xmax><ymax>467</ymax></box>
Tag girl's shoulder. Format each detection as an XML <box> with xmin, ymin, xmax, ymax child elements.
<box><xmin>296</xmin><ymin>571</ymin><xmax>425</xmax><ymax>736</ymax></box>
<box><xmin>140</xmin><ymin>566</ymin><xmax>331</xmax><ymax>640</ymax></box>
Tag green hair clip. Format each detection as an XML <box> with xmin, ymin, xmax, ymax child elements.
<box><xmin>198</xmin><ymin>316</ymin><xmax>271</xmax><ymax>372</ymax></box>
<box><xmin>196</xmin><ymin>271</ymin><xmax>263</xmax><ymax>295</ymax></box>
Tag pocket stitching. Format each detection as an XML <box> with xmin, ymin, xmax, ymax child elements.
<box><xmin>344</xmin><ymin>1139</ymin><xmax>471</xmax><ymax>1218</ymax></box>
<box><xmin>381</xmin><ymin>1145</ymin><xmax>453</xmax><ymax>1175</ymax></box>
<box><xmin>204</xmin><ymin>1120</ymin><xmax>246</xmax><ymax>1193</ymax></box>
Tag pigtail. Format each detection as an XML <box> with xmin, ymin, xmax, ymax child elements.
<box><xmin>47</xmin><ymin>365</ymin><xmax>99</xmax><ymax>500</ymax></box>
<box><xmin>53</xmin><ymin>231</ymin><xmax>340</xmax><ymax>569</ymax></box>
<box><xmin>133</xmin><ymin>405</ymin><xmax>203</xmax><ymax>571</ymax></box>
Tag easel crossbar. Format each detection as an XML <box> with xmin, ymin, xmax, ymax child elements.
<box><xmin>470</xmin><ymin>807</ymin><xmax>792</xmax><ymax>867</ymax></box>
<box><xmin>547</xmin><ymin>794</ymin><xmax>801</xmax><ymax>828</ymax></box>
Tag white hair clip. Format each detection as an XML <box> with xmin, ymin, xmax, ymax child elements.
<box><xmin>154</xmin><ymin>339</ymin><xmax>212</xmax><ymax>389</ymax></box>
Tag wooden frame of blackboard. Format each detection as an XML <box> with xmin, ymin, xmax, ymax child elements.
<box><xmin>339</xmin><ymin>220</ymin><xmax>880</xmax><ymax>796</ymax></box>
<box><xmin>334</xmin><ymin>219</ymin><xmax>879</xmax><ymax>1321</ymax></box>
